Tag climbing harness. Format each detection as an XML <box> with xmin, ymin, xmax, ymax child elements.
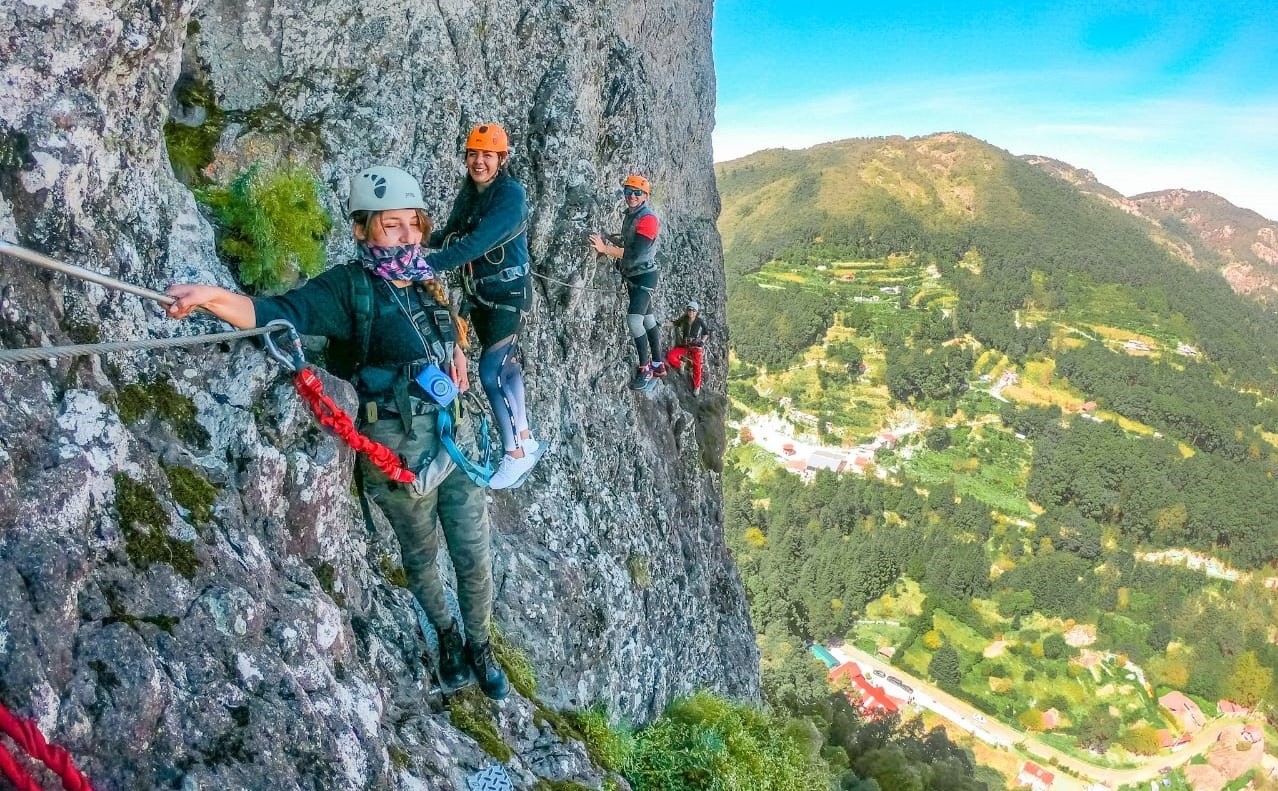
<box><xmin>442</xmin><ymin>224</ymin><xmax>529</xmax><ymax>315</ymax></box>
<box><xmin>0</xmin><ymin>699</ymin><xmax>95</xmax><ymax>791</ymax></box>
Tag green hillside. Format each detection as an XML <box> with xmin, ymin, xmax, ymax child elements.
<box><xmin>716</xmin><ymin>134</ymin><xmax>1278</xmax><ymax>782</ymax></box>
<box><xmin>720</xmin><ymin>134</ymin><xmax>1278</xmax><ymax>385</ymax></box>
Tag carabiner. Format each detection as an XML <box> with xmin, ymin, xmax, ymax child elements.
<box><xmin>263</xmin><ymin>319</ymin><xmax>306</xmax><ymax>372</ymax></box>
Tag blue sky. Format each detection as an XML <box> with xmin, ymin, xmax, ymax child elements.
<box><xmin>713</xmin><ymin>1</ymin><xmax>1278</xmax><ymax>220</ymax></box>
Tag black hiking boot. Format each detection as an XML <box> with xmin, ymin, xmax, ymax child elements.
<box><xmin>467</xmin><ymin>639</ymin><xmax>510</xmax><ymax>700</ymax></box>
<box><xmin>437</xmin><ymin>621</ymin><xmax>469</xmax><ymax>689</ymax></box>
<box><xmin>629</xmin><ymin>365</ymin><xmax>653</xmax><ymax>390</ymax></box>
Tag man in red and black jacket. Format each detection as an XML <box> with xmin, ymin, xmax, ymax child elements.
<box><xmin>590</xmin><ymin>174</ymin><xmax>666</xmax><ymax>390</ymax></box>
<box><xmin>666</xmin><ymin>300</ymin><xmax>711</xmax><ymax>395</ymax></box>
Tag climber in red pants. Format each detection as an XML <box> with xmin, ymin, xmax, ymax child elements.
<box><xmin>665</xmin><ymin>300</ymin><xmax>710</xmax><ymax>396</ymax></box>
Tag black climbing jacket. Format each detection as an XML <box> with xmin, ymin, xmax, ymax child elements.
<box><xmin>254</xmin><ymin>261</ymin><xmax>458</xmax><ymax>424</ymax></box>
<box><xmin>426</xmin><ymin>171</ymin><xmax>532</xmax><ymax>312</ymax></box>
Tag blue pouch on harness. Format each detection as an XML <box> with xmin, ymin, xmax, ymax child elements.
<box><xmin>415</xmin><ymin>363</ymin><xmax>458</xmax><ymax>407</ymax></box>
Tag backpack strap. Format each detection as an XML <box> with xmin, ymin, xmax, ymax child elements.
<box><xmin>348</xmin><ymin>262</ymin><xmax>375</xmax><ymax>367</ymax></box>
<box><xmin>325</xmin><ymin>261</ymin><xmax>375</xmax><ymax>382</ymax></box>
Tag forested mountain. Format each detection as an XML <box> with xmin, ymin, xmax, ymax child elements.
<box><xmin>716</xmin><ymin>133</ymin><xmax>1278</xmax><ymax>789</ymax></box>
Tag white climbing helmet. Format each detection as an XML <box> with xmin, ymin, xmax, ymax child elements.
<box><xmin>346</xmin><ymin>165</ymin><xmax>427</xmax><ymax>217</ymax></box>
<box><xmin>687</xmin><ymin>300</ymin><xmax>701</xmax><ymax>311</ymax></box>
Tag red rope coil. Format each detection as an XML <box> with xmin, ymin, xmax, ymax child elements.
<box><xmin>0</xmin><ymin>702</ymin><xmax>95</xmax><ymax>791</ymax></box>
<box><xmin>293</xmin><ymin>367</ymin><xmax>416</xmax><ymax>484</ymax></box>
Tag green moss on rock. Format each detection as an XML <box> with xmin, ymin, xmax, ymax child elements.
<box><xmin>309</xmin><ymin>560</ymin><xmax>346</xmax><ymax>606</ymax></box>
<box><xmin>163</xmin><ymin>465</ymin><xmax>218</xmax><ymax>525</ymax></box>
<box><xmin>115</xmin><ymin>473</ymin><xmax>201</xmax><ymax>580</ymax></box>
<box><xmin>626</xmin><ymin>554</ymin><xmax>650</xmax><ymax>589</ymax></box>
<box><xmin>379</xmin><ymin>556</ymin><xmax>409</xmax><ymax>588</ymax></box>
<box><xmin>115</xmin><ymin>383</ymin><xmax>155</xmax><ymax>426</ymax></box>
<box><xmin>447</xmin><ymin>687</ymin><xmax>513</xmax><ymax>763</ymax></box>
<box><xmin>533</xmin><ymin>781</ymin><xmax>595</xmax><ymax>791</ymax></box>
<box><xmin>491</xmin><ymin>623</ymin><xmax>537</xmax><ymax>699</ymax></box>
<box><xmin>113</xmin><ymin>378</ymin><xmax>208</xmax><ymax>445</ymax></box>
<box><xmin>165</xmin><ymin>77</ymin><xmax>225</xmax><ymax>185</ymax></box>
<box><xmin>388</xmin><ymin>744</ymin><xmax>410</xmax><ymax>771</ymax></box>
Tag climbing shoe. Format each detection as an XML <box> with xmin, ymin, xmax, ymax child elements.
<box><xmin>692</xmin><ymin>385</ymin><xmax>702</xmax><ymax>396</ymax></box>
<box><xmin>467</xmin><ymin>640</ymin><xmax>510</xmax><ymax>700</ymax></box>
<box><xmin>489</xmin><ymin>450</ymin><xmax>538</xmax><ymax>490</ymax></box>
<box><xmin>650</xmin><ymin>361</ymin><xmax>668</xmax><ymax>378</ymax></box>
<box><xmin>629</xmin><ymin>365</ymin><xmax>653</xmax><ymax>390</ymax></box>
<box><xmin>437</xmin><ymin>620</ymin><xmax>469</xmax><ymax>689</ymax></box>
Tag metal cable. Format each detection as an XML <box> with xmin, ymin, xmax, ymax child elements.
<box><xmin>530</xmin><ymin>270</ymin><xmax>623</xmax><ymax>294</ymax></box>
<box><xmin>0</xmin><ymin>239</ymin><xmax>177</xmax><ymax>306</ymax></box>
<box><xmin>0</xmin><ymin>326</ymin><xmax>279</xmax><ymax>364</ymax></box>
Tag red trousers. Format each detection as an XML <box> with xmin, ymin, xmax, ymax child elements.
<box><xmin>665</xmin><ymin>345</ymin><xmax>704</xmax><ymax>389</ymax></box>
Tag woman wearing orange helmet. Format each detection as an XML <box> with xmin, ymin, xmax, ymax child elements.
<box><xmin>393</xmin><ymin>123</ymin><xmax>544</xmax><ymax>489</ymax></box>
<box><xmin>590</xmin><ymin>174</ymin><xmax>665</xmax><ymax>390</ymax></box>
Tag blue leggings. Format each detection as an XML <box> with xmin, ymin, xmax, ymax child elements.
<box><xmin>478</xmin><ymin>336</ymin><xmax>529</xmax><ymax>453</ymax></box>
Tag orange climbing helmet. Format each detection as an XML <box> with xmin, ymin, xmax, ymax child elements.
<box><xmin>622</xmin><ymin>174</ymin><xmax>650</xmax><ymax>194</ymax></box>
<box><xmin>465</xmin><ymin>123</ymin><xmax>509</xmax><ymax>153</ymax></box>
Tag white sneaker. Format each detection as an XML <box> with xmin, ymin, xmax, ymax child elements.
<box><xmin>520</xmin><ymin>435</ymin><xmax>539</xmax><ymax>455</ymax></box>
<box><xmin>489</xmin><ymin>451</ymin><xmax>538</xmax><ymax>490</ymax></box>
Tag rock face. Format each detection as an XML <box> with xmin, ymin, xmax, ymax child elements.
<box><xmin>1129</xmin><ymin>189</ymin><xmax>1278</xmax><ymax>302</ymax></box>
<box><xmin>0</xmin><ymin>1</ymin><xmax>756</xmax><ymax>789</ymax></box>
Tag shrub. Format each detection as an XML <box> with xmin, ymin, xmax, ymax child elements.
<box><xmin>1019</xmin><ymin>708</ymin><xmax>1045</xmax><ymax>731</ymax></box>
<box><xmin>1042</xmin><ymin>634</ymin><xmax>1070</xmax><ymax>660</ymax></box>
<box><xmin>200</xmin><ymin>164</ymin><xmax>331</xmax><ymax>292</ymax></box>
<box><xmin>569</xmin><ymin>706</ymin><xmax>635</xmax><ymax>774</ymax></box>
<box><xmin>626</xmin><ymin>692</ymin><xmax>830</xmax><ymax>791</ymax></box>
<box><xmin>928</xmin><ymin>645</ymin><xmax>962</xmax><ymax>690</ymax></box>
<box><xmin>1119</xmin><ymin>725</ymin><xmax>1161</xmax><ymax>756</ymax></box>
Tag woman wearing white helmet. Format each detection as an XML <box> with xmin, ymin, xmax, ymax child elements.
<box><xmin>166</xmin><ymin>164</ymin><xmax>510</xmax><ymax>700</ymax></box>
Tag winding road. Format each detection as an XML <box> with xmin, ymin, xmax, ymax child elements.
<box><xmin>831</xmin><ymin>644</ymin><xmax>1250</xmax><ymax>790</ymax></box>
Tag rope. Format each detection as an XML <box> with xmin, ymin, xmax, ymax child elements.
<box><xmin>530</xmin><ymin>270</ymin><xmax>621</xmax><ymax>294</ymax></box>
<box><xmin>293</xmin><ymin>367</ymin><xmax>416</xmax><ymax>484</ymax></box>
<box><xmin>0</xmin><ymin>326</ymin><xmax>280</xmax><ymax>364</ymax></box>
<box><xmin>0</xmin><ymin>700</ymin><xmax>95</xmax><ymax>791</ymax></box>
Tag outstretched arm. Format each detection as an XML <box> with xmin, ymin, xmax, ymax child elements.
<box><xmin>423</xmin><ymin>181</ymin><xmax>528</xmax><ymax>272</ymax></box>
<box><xmin>166</xmin><ymin>284</ymin><xmax>256</xmax><ymax>328</ymax></box>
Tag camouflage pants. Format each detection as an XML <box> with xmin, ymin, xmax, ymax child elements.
<box><xmin>358</xmin><ymin>409</ymin><xmax>493</xmax><ymax>645</ymax></box>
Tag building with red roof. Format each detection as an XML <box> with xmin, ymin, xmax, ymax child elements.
<box><xmin>1017</xmin><ymin>762</ymin><xmax>1055</xmax><ymax>791</ymax></box>
<box><xmin>827</xmin><ymin>662</ymin><xmax>898</xmax><ymax>719</ymax></box>
<box><xmin>1160</xmin><ymin>691</ymin><xmax>1206</xmax><ymax>732</ymax></box>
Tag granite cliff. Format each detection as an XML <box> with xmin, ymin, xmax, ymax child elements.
<box><xmin>0</xmin><ymin>0</ymin><xmax>756</xmax><ymax>788</ymax></box>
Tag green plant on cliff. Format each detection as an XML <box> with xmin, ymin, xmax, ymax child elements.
<box><xmin>164</xmin><ymin>76</ymin><xmax>225</xmax><ymax>185</ymax></box>
<box><xmin>568</xmin><ymin>705</ymin><xmax>635</xmax><ymax>774</ymax></box>
<box><xmin>447</xmin><ymin>687</ymin><xmax>513</xmax><ymax>762</ymax></box>
<box><xmin>624</xmin><ymin>692</ymin><xmax>829</xmax><ymax>791</ymax></box>
<box><xmin>200</xmin><ymin>164</ymin><xmax>330</xmax><ymax>292</ymax></box>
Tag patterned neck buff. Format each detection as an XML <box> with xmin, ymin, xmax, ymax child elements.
<box><xmin>357</xmin><ymin>242</ymin><xmax>436</xmax><ymax>281</ymax></box>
